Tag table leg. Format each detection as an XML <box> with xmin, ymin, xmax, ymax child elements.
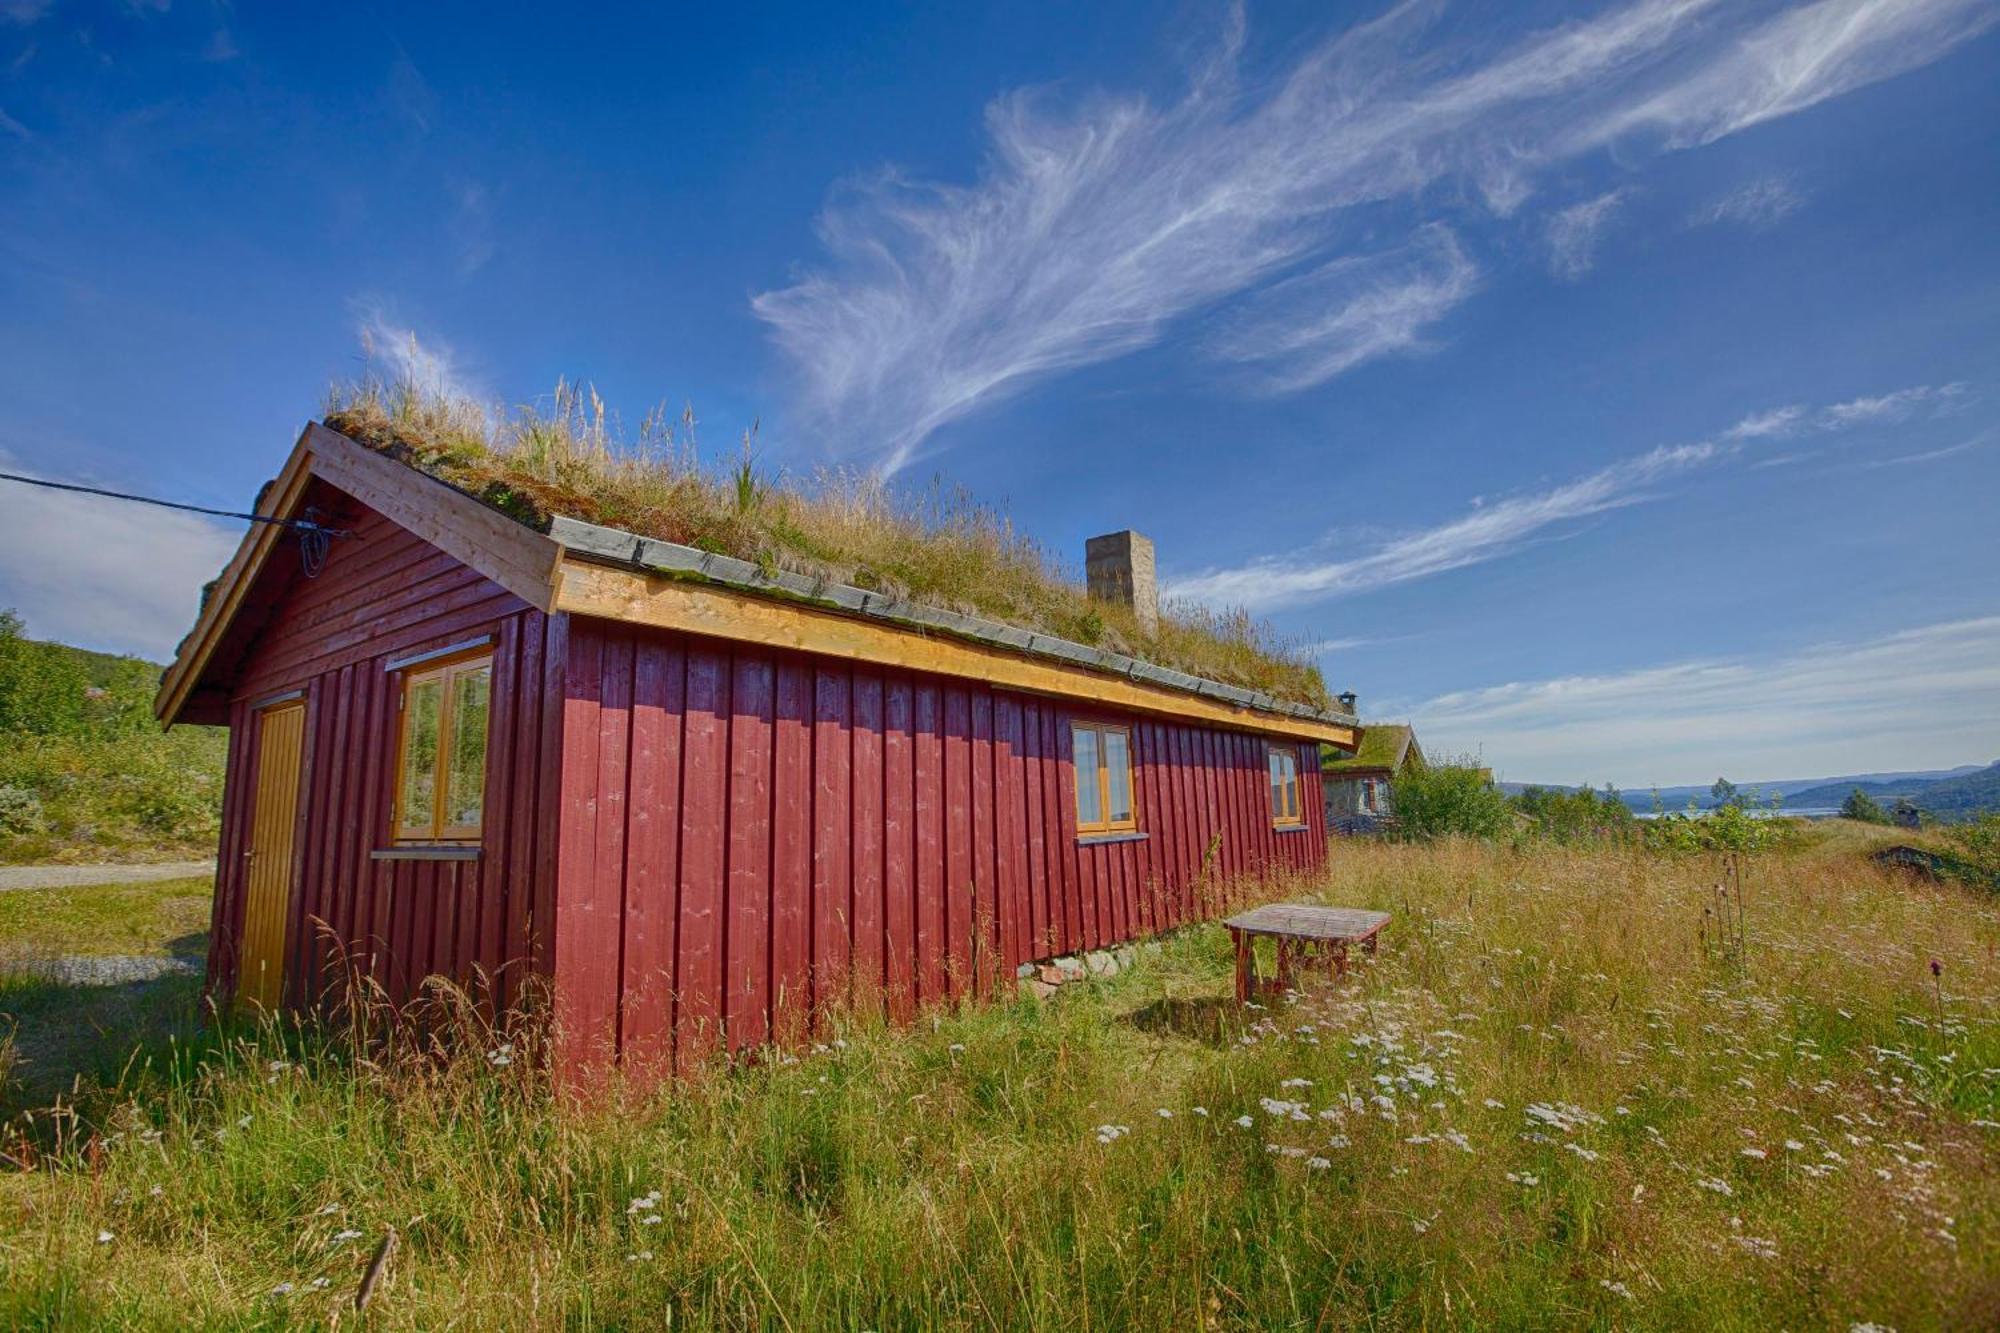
<box><xmin>1233</xmin><ymin>929</ymin><xmax>1251</xmax><ymax>1003</ymax></box>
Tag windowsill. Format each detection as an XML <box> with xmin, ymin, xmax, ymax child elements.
<box><xmin>371</xmin><ymin>844</ymin><xmax>483</xmax><ymax>862</ymax></box>
<box><xmin>1077</xmin><ymin>830</ymin><xmax>1149</xmax><ymax>846</ymax></box>
<box><xmin>1272</xmin><ymin>823</ymin><xmax>1314</xmax><ymax>835</ymax></box>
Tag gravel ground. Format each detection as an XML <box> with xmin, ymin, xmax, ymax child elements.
<box><xmin>0</xmin><ymin>860</ymin><xmax>215</xmax><ymax>892</ymax></box>
<box><xmin>4</xmin><ymin>955</ymin><xmax>202</xmax><ymax>985</ymax></box>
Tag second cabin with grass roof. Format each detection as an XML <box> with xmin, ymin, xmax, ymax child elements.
<box><xmin>1322</xmin><ymin>723</ymin><xmax>1425</xmax><ymax>829</ymax></box>
<box><xmin>156</xmin><ymin>389</ymin><xmax>1358</xmax><ymax>1076</ymax></box>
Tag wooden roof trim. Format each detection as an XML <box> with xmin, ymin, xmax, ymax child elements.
<box><xmin>547</xmin><ymin>515</ymin><xmax>1357</xmax><ymax>734</ymax></box>
<box><xmin>154</xmin><ymin>428</ymin><xmax>317</xmax><ymax>724</ymax></box>
<box><xmin>155</xmin><ymin>423</ymin><xmax>565</xmax><ymax>726</ymax></box>
<box><xmin>298</xmin><ymin>425</ymin><xmax>562</xmax><ymax>612</ymax></box>
<box><xmin>553</xmin><ymin>558</ymin><xmax>1359</xmax><ymax>746</ymax></box>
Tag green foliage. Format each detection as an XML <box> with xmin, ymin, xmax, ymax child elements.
<box><xmin>1511</xmin><ymin>784</ymin><xmax>1636</xmax><ymax>845</ymax></box>
<box><xmin>1710</xmin><ymin>776</ymin><xmax>1741</xmax><ymax>810</ymax></box>
<box><xmin>1942</xmin><ymin>814</ymin><xmax>2000</xmax><ymax>880</ymax></box>
<box><xmin>0</xmin><ymin>611</ymin><xmax>227</xmax><ymax>862</ymax></box>
<box><xmin>1840</xmin><ymin>788</ymin><xmax>1889</xmax><ymax>824</ymax></box>
<box><xmin>1642</xmin><ymin>802</ymin><xmax>1793</xmax><ymax>855</ymax></box>
<box><xmin>1388</xmin><ymin>760</ymin><xmax>1510</xmax><ymax>842</ymax></box>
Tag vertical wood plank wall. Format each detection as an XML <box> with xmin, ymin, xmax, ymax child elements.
<box><xmin>555</xmin><ymin>617</ymin><xmax>1327</xmax><ymax>1070</ymax></box>
<box><xmin>205</xmin><ymin>489</ymin><xmax>1328</xmax><ymax>1075</ymax></box>
<box><xmin>208</xmin><ymin>502</ymin><xmax>559</xmax><ymax>1014</ymax></box>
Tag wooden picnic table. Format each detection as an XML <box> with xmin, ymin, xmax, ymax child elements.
<box><xmin>1223</xmin><ymin>904</ymin><xmax>1390</xmax><ymax>1002</ymax></box>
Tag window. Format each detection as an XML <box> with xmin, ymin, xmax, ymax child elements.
<box><xmin>394</xmin><ymin>651</ymin><xmax>492</xmax><ymax>842</ymax></box>
<box><xmin>1269</xmin><ymin>743</ymin><xmax>1304</xmax><ymax>828</ymax></box>
<box><xmin>1072</xmin><ymin>721</ymin><xmax>1137</xmax><ymax>835</ymax></box>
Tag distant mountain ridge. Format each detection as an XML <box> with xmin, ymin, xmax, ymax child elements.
<box><xmin>1779</xmin><ymin>762</ymin><xmax>2000</xmax><ymax>820</ymax></box>
<box><xmin>1497</xmin><ymin>762</ymin><xmax>1999</xmax><ymax>821</ymax></box>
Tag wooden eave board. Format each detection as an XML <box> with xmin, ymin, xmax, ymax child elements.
<box><xmin>554</xmin><ymin>557</ymin><xmax>1357</xmax><ymax>746</ymax></box>
<box><xmin>155</xmin><ymin>423</ymin><xmax>565</xmax><ymax>726</ymax></box>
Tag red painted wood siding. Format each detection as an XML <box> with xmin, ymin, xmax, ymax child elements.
<box><xmin>555</xmin><ymin>617</ymin><xmax>1326</xmax><ymax>1067</ymax></box>
<box><xmin>207</xmin><ymin>493</ymin><xmax>560</xmax><ymax>1015</ymax></box>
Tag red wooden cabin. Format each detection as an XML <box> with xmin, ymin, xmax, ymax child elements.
<box><xmin>157</xmin><ymin>423</ymin><xmax>1358</xmax><ymax>1074</ymax></box>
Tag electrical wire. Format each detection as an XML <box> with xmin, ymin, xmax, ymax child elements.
<box><xmin>0</xmin><ymin>470</ymin><xmax>347</xmax><ymax>535</ymax></box>
<box><xmin>0</xmin><ymin>469</ymin><xmax>353</xmax><ymax>577</ymax></box>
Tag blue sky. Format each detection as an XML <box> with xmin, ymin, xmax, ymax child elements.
<box><xmin>1</xmin><ymin>0</ymin><xmax>1996</xmax><ymax>786</ymax></box>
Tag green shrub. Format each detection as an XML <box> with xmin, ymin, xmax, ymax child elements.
<box><xmin>1840</xmin><ymin>788</ymin><xmax>1889</xmax><ymax>824</ymax></box>
<box><xmin>1389</xmin><ymin>761</ymin><xmax>1510</xmax><ymax>842</ymax></box>
<box><xmin>1943</xmin><ymin>814</ymin><xmax>2000</xmax><ymax>881</ymax></box>
<box><xmin>1642</xmin><ymin>802</ymin><xmax>1795</xmax><ymax>855</ymax></box>
<box><xmin>1511</xmin><ymin>784</ymin><xmax>1636</xmax><ymax>845</ymax></box>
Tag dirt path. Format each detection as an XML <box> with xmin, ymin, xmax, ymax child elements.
<box><xmin>0</xmin><ymin>859</ymin><xmax>215</xmax><ymax>892</ymax></box>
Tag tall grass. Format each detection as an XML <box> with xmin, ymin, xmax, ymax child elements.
<box><xmin>3</xmin><ymin>831</ymin><xmax>1996</xmax><ymax>1328</ymax></box>
<box><xmin>323</xmin><ymin>379</ymin><xmax>1330</xmax><ymax>709</ymax></box>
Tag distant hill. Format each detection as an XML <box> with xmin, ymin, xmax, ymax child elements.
<box><xmin>1781</xmin><ymin>762</ymin><xmax>2000</xmax><ymax>821</ymax></box>
<box><xmin>1498</xmin><ymin>762</ymin><xmax>1999</xmax><ymax>822</ymax></box>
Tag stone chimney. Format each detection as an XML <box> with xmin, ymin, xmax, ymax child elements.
<box><xmin>1085</xmin><ymin>530</ymin><xmax>1158</xmax><ymax>634</ymax></box>
<box><xmin>1337</xmin><ymin>691</ymin><xmax>1358</xmax><ymax>715</ymax></box>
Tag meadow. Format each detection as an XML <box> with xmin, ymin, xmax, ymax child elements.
<box><xmin>0</xmin><ymin>824</ymin><xmax>1995</xmax><ymax>1329</ymax></box>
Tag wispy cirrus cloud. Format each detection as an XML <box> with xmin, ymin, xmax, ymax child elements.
<box><xmin>1819</xmin><ymin>380</ymin><xmax>1967</xmax><ymax>428</ymax></box>
<box><xmin>756</xmin><ymin>0</ymin><xmax>1994</xmax><ymax>472</ymax></box>
<box><xmin>1545</xmin><ymin>189</ymin><xmax>1630</xmax><ymax>280</ymax></box>
<box><xmin>1170</xmin><ymin>381</ymin><xmax>1967</xmax><ymax>612</ymax></box>
<box><xmin>1171</xmin><ymin>439</ymin><xmax>1718</xmax><ymax>612</ymax></box>
<box><xmin>1694</xmin><ymin>176</ymin><xmax>1806</xmax><ymax>228</ymax></box>
<box><xmin>1207</xmin><ymin>225</ymin><xmax>1478</xmax><ymax>392</ymax></box>
<box><xmin>1581</xmin><ymin>0</ymin><xmax>2000</xmax><ymax>148</ymax></box>
<box><xmin>1407</xmin><ymin>615</ymin><xmax>2000</xmax><ymax>785</ymax></box>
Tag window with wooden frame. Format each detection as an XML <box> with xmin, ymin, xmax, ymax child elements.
<box><xmin>393</xmin><ymin>650</ymin><xmax>493</xmax><ymax>843</ymax></box>
<box><xmin>1072</xmin><ymin>721</ymin><xmax>1138</xmax><ymax>836</ymax></box>
<box><xmin>1268</xmin><ymin>743</ymin><xmax>1304</xmax><ymax>828</ymax></box>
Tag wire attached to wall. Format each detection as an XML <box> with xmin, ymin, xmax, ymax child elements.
<box><xmin>0</xmin><ymin>470</ymin><xmax>353</xmax><ymax>577</ymax></box>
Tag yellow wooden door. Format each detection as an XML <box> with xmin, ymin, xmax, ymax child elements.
<box><xmin>240</xmin><ymin>700</ymin><xmax>306</xmax><ymax>1011</ymax></box>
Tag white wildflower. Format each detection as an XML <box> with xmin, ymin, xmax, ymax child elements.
<box><xmin>1235</xmin><ymin>1115</ymin><xmax>1254</xmax><ymax>1129</ymax></box>
<box><xmin>1280</xmin><ymin>1078</ymin><xmax>1313</xmax><ymax>1089</ymax></box>
<box><xmin>270</xmin><ymin>1283</ymin><xmax>294</xmax><ymax>1296</ymax></box>
<box><xmin>96</xmin><ymin>1231</ymin><xmax>114</xmax><ymax>1244</ymax></box>
<box><xmin>1191</xmin><ymin>1106</ymin><xmax>1208</xmax><ymax>1117</ymax></box>
<box><xmin>1600</xmin><ymin>1279</ymin><xmax>1633</xmax><ymax>1300</ymax></box>
<box><xmin>1740</xmin><ymin>1147</ymin><xmax>1767</xmax><ymax>1160</ymax></box>
<box><xmin>331</xmin><ymin>1229</ymin><xmax>363</xmax><ymax>1244</ymax></box>
<box><xmin>1695</xmin><ymin>1176</ymin><xmax>1733</xmax><ymax>1196</ymax></box>
<box><xmin>1306</xmin><ymin>1156</ymin><xmax>1332</xmax><ymax>1170</ymax></box>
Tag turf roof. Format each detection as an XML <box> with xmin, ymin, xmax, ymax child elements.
<box><xmin>323</xmin><ymin>380</ymin><xmax>1337</xmax><ymax>711</ymax></box>
<box><xmin>1322</xmin><ymin>724</ymin><xmax>1419</xmax><ymax>774</ymax></box>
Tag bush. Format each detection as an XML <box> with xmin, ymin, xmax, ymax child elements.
<box><xmin>1840</xmin><ymin>788</ymin><xmax>1888</xmax><ymax>824</ymax></box>
<box><xmin>1642</xmin><ymin>802</ymin><xmax>1792</xmax><ymax>855</ymax></box>
<box><xmin>0</xmin><ymin>785</ymin><xmax>46</xmax><ymax>836</ymax></box>
<box><xmin>1943</xmin><ymin>815</ymin><xmax>2000</xmax><ymax>882</ymax></box>
<box><xmin>1389</xmin><ymin>761</ymin><xmax>1510</xmax><ymax>842</ymax></box>
<box><xmin>1511</xmin><ymin>784</ymin><xmax>1635</xmax><ymax>845</ymax></box>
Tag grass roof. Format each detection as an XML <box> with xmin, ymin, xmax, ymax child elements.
<box><xmin>1322</xmin><ymin>723</ymin><xmax>1415</xmax><ymax>773</ymax></box>
<box><xmin>323</xmin><ymin>380</ymin><xmax>1332</xmax><ymax>710</ymax></box>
